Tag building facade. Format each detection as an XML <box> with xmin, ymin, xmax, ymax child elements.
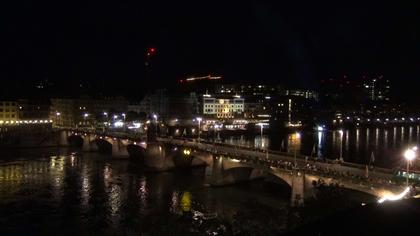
<box><xmin>0</xmin><ymin>101</ymin><xmax>18</xmax><ymax>122</ymax></box>
<box><xmin>18</xmin><ymin>99</ymin><xmax>51</xmax><ymax>120</ymax></box>
<box><xmin>363</xmin><ymin>76</ymin><xmax>390</xmax><ymax>101</ymax></box>
<box><xmin>50</xmin><ymin>96</ymin><xmax>129</xmax><ymax>127</ymax></box>
<box><xmin>202</xmin><ymin>95</ymin><xmax>244</xmax><ymax>119</ymax></box>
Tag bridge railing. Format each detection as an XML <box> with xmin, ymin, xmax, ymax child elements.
<box><xmin>59</xmin><ymin>128</ymin><xmax>146</xmax><ymax>141</ymax></box>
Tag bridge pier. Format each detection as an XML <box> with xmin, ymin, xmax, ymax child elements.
<box><xmin>58</xmin><ymin>130</ymin><xmax>69</xmax><ymax>146</ymax></box>
<box><xmin>111</xmin><ymin>139</ymin><xmax>129</xmax><ymax>157</ymax></box>
<box><xmin>144</xmin><ymin>143</ymin><xmax>174</xmax><ymax>169</ymax></box>
<box><xmin>81</xmin><ymin>134</ymin><xmax>98</xmax><ymax>152</ymax></box>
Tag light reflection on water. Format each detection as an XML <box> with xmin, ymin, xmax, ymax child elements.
<box><xmin>0</xmin><ymin>149</ymin><xmax>291</xmax><ymax>235</ymax></box>
<box><xmin>217</xmin><ymin>125</ymin><xmax>420</xmax><ymax>168</ymax></box>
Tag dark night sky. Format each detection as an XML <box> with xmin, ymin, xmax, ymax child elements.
<box><xmin>1</xmin><ymin>1</ymin><xmax>419</xmax><ymax>100</ymax></box>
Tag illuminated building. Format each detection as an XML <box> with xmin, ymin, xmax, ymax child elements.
<box><xmin>363</xmin><ymin>75</ymin><xmax>390</xmax><ymax>101</ymax></box>
<box><xmin>50</xmin><ymin>98</ymin><xmax>75</xmax><ymax>127</ymax></box>
<box><xmin>202</xmin><ymin>94</ymin><xmax>244</xmax><ymax>119</ymax></box>
<box><xmin>139</xmin><ymin>89</ymin><xmax>199</xmax><ymax>121</ymax></box>
<box><xmin>0</xmin><ymin>100</ymin><xmax>18</xmax><ymax>121</ymax></box>
<box><xmin>18</xmin><ymin>99</ymin><xmax>51</xmax><ymax>120</ymax></box>
<box><xmin>285</xmin><ymin>89</ymin><xmax>318</xmax><ymax>100</ymax></box>
<box><xmin>50</xmin><ymin>96</ymin><xmax>128</xmax><ymax>127</ymax></box>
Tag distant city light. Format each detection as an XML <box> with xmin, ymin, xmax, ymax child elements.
<box><xmin>113</xmin><ymin>121</ymin><xmax>124</xmax><ymax>128</ymax></box>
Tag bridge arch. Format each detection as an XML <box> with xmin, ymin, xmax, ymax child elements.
<box><xmin>126</xmin><ymin>144</ymin><xmax>146</xmax><ymax>160</ymax></box>
<box><xmin>95</xmin><ymin>138</ymin><xmax>113</xmax><ymax>154</ymax></box>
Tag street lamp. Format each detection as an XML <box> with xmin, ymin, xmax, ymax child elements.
<box><xmin>294</xmin><ymin>132</ymin><xmax>301</xmax><ymax>167</ymax></box>
<box><xmin>339</xmin><ymin>130</ymin><xmax>344</xmax><ymax>162</ymax></box>
<box><xmin>55</xmin><ymin>112</ymin><xmax>61</xmax><ymax>127</ymax></box>
<box><xmin>153</xmin><ymin>114</ymin><xmax>158</xmax><ymax>137</ymax></box>
<box><xmin>196</xmin><ymin>117</ymin><xmax>202</xmax><ymax>142</ymax></box>
<box><xmin>122</xmin><ymin>113</ymin><xmax>126</xmax><ymax>132</ymax></box>
<box><xmin>404</xmin><ymin>147</ymin><xmax>417</xmax><ymax>186</ymax></box>
<box><xmin>83</xmin><ymin>113</ymin><xmax>89</xmax><ymax>127</ymax></box>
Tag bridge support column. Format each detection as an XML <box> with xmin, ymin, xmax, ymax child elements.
<box><xmin>206</xmin><ymin>155</ymin><xmax>224</xmax><ymax>185</ymax></box>
<box><xmin>112</xmin><ymin>139</ymin><xmax>129</xmax><ymax>157</ymax></box>
<box><xmin>58</xmin><ymin>130</ymin><xmax>69</xmax><ymax>146</ymax></box>
<box><xmin>144</xmin><ymin>143</ymin><xmax>174</xmax><ymax>170</ymax></box>
<box><xmin>82</xmin><ymin>136</ymin><xmax>92</xmax><ymax>152</ymax></box>
<box><xmin>291</xmin><ymin>171</ymin><xmax>305</xmax><ymax>207</ymax></box>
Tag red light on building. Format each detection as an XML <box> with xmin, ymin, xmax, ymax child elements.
<box><xmin>146</xmin><ymin>47</ymin><xmax>156</xmax><ymax>57</ymax></box>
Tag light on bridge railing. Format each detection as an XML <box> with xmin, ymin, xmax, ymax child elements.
<box><xmin>183</xmin><ymin>149</ymin><xmax>191</xmax><ymax>156</ymax></box>
<box><xmin>378</xmin><ymin>187</ymin><xmax>411</xmax><ymax>204</ymax></box>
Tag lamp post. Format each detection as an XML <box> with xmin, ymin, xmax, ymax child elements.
<box><xmin>122</xmin><ymin>113</ymin><xmax>126</xmax><ymax>132</ymax></box>
<box><xmin>83</xmin><ymin>113</ymin><xmax>89</xmax><ymax>128</ymax></box>
<box><xmin>339</xmin><ymin>130</ymin><xmax>344</xmax><ymax>162</ymax></box>
<box><xmin>153</xmin><ymin>114</ymin><xmax>158</xmax><ymax>137</ymax></box>
<box><xmin>196</xmin><ymin>117</ymin><xmax>202</xmax><ymax>142</ymax></box>
<box><xmin>55</xmin><ymin>112</ymin><xmax>61</xmax><ymax>127</ymax></box>
<box><xmin>102</xmin><ymin>112</ymin><xmax>108</xmax><ymax>132</ymax></box>
<box><xmin>294</xmin><ymin>132</ymin><xmax>301</xmax><ymax>167</ymax></box>
<box><xmin>404</xmin><ymin>147</ymin><xmax>417</xmax><ymax>186</ymax></box>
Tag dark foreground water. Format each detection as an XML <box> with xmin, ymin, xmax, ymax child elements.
<box><xmin>0</xmin><ymin>148</ymin><xmax>375</xmax><ymax>235</ymax></box>
<box><xmin>0</xmin><ymin>148</ymin><xmax>297</xmax><ymax>235</ymax></box>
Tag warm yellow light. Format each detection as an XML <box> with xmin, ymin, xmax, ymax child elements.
<box><xmin>180</xmin><ymin>192</ymin><xmax>192</xmax><ymax>212</ymax></box>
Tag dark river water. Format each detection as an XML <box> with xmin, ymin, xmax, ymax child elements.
<box><xmin>216</xmin><ymin>125</ymin><xmax>420</xmax><ymax>168</ymax></box>
<box><xmin>0</xmin><ymin>148</ymin><xmax>294</xmax><ymax>235</ymax></box>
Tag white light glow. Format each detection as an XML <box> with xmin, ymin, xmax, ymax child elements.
<box><xmin>113</xmin><ymin>121</ymin><xmax>124</xmax><ymax>128</ymax></box>
<box><xmin>378</xmin><ymin>187</ymin><xmax>410</xmax><ymax>203</ymax></box>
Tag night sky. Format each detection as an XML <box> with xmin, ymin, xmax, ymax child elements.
<box><xmin>1</xmin><ymin>2</ymin><xmax>419</xmax><ymax>100</ymax></box>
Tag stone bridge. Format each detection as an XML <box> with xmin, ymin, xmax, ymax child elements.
<box><xmin>157</xmin><ymin>138</ymin><xmax>409</xmax><ymax>206</ymax></box>
<box><xmin>56</xmin><ymin>130</ymin><xmax>409</xmax><ymax>206</ymax></box>
<box><xmin>57</xmin><ymin>130</ymin><xmax>147</xmax><ymax>157</ymax></box>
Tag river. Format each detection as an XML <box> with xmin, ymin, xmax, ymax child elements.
<box><xmin>0</xmin><ymin>147</ymin><xmax>296</xmax><ymax>235</ymax></box>
<box><xmin>214</xmin><ymin>125</ymin><xmax>420</xmax><ymax>168</ymax></box>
